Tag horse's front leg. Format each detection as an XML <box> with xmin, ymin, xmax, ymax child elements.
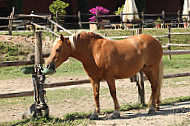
<box><xmin>106</xmin><ymin>77</ymin><xmax>120</xmax><ymax>118</ymax></box>
<box><xmin>89</xmin><ymin>78</ymin><xmax>100</xmax><ymax>120</ymax></box>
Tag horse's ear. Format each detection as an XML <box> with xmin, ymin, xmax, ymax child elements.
<box><xmin>60</xmin><ymin>34</ymin><xmax>64</xmax><ymax>42</ymax></box>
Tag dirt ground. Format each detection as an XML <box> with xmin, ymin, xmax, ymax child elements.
<box><xmin>1</xmin><ymin>76</ymin><xmax>190</xmax><ymax>126</ymax></box>
<box><xmin>0</xmin><ymin>34</ymin><xmax>52</xmax><ymax>53</ymax></box>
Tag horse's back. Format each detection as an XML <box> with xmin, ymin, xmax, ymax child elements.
<box><xmin>136</xmin><ymin>34</ymin><xmax>163</xmax><ymax>66</ymax></box>
<box><xmin>92</xmin><ymin>34</ymin><xmax>163</xmax><ymax>79</ymax></box>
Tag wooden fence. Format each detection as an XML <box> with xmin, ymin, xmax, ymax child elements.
<box><xmin>0</xmin><ymin>8</ymin><xmax>190</xmax><ymax>34</ymax></box>
<box><xmin>0</xmin><ymin>29</ymin><xmax>190</xmax><ymax>106</ymax></box>
<box><xmin>56</xmin><ymin>10</ymin><xmax>190</xmax><ymax>29</ymax></box>
<box><xmin>0</xmin><ymin>7</ymin><xmax>72</xmax><ymax>36</ymax></box>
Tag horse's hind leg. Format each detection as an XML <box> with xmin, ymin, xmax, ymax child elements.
<box><xmin>142</xmin><ymin>64</ymin><xmax>162</xmax><ymax>114</ymax></box>
<box><xmin>89</xmin><ymin>78</ymin><xmax>101</xmax><ymax>120</ymax></box>
<box><xmin>106</xmin><ymin>77</ymin><xmax>120</xmax><ymax>118</ymax></box>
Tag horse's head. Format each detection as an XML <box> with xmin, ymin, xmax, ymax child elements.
<box><xmin>44</xmin><ymin>34</ymin><xmax>72</xmax><ymax>73</ymax></box>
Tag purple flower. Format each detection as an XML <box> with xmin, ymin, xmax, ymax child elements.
<box><xmin>89</xmin><ymin>6</ymin><xmax>109</xmax><ymax>22</ymax></box>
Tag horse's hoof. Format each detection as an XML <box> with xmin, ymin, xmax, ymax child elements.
<box><xmin>148</xmin><ymin>108</ymin><xmax>156</xmax><ymax>114</ymax></box>
<box><xmin>147</xmin><ymin>105</ymin><xmax>156</xmax><ymax>114</ymax></box>
<box><xmin>111</xmin><ymin>110</ymin><xmax>120</xmax><ymax>119</ymax></box>
<box><xmin>156</xmin><ymin>107</ymin><xmax>160</xmax><ymax>111</ymax></box>
<box><xmin>90</xmin><ymin>112</ymin><xmax>99</xmax><ymax>120</ymax></box>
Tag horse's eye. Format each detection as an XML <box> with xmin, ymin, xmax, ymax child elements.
<box><xmin>56</xmin><ymin>49</ymin><xmax>59</xmax><ymax>52</ymax></box>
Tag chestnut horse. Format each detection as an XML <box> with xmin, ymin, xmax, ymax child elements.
<box><xmin>45</xmin><ymin>31</ymin><xmax>163</xmax><ymax>119</ymax></box>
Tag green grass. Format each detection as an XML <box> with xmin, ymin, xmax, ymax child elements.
<box><xmin>168</xmin><ymin>119</ymin><xmax>190</xmax><ymax>126</ymax></box>
<box><xmin>2</xmin><ymin>95</ymin><xmax>190</xmax><ymax>126</ymax></box>
<box><xmin>163</xmin><ymin>54</ymin><xmax>190</xmax><ymax>74</ymax></box>
<box><xmin>0</xmin><ymin>41</ymin><xmax>32</xmax><ymax>61</ymax></box>
<box><xmin>1</xmin><ymin>54</ymin><xmax>190</xmax><ymax>80</ymax></box>
<box><xmin>0</xmin><ymin>31</ymin><xmax>71</xmax><ymax>36</ymax></box>
<box><xmin>0</xmin><ymin>116</ymin><xmax>91</xmax><ymax>126</ymax></box>
<box><xmin>99</xmin><ymin>28</ymin><xmax>190</xmax><ymax>50</ymax></box>
<box><xmin>0</xmin><ymin>58</ymin><xmax>85</xmax><ymax>80</ymax></box>
<box><xmin>49</xmin><ymin>58</ymin><xmax>85</xmax><ymax>77</ymax></box>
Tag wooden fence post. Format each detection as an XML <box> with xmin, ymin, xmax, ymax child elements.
<box><xmin>35</xmin><ymin>31</ymin><xmax>42</xmax><ymax>65</ymax></box>
<box><xmin>8</xmin><ymin>7</ymin><xmax>15</xmax><ymax>35</ymax></box>
<box><xmin>137</xmin><ymin>71</ymin><xmax>145</xmax><ymax>104</ymax></box>
<box><xmin>34</xmin><ymin>31</ymin><xmax>43</xmax><ymax>106</ymax></box>
<box><xmin>50</xmin><ymin>13</ymin><xmax>54</xmax><ymax>32</ymax></box>
<box><xmin>120</xmin><ymin>11</ymin><xmax>124</xmax><ymax>30</ymax></box>
<box><xmin>141</xmin><ymin>11</ymin><xmax>144</xmax><ymax>29</ymax></box>
<box><xmin>168</xmin><ymin>27</ymin><xmax>171</xmax><ymax>59</ymax></box>
<box><xmin>177</xmin><ymin>10</ymin><xmax>180</xmax><ymax>28</ymax></box>
<box><xmin>55</xmin><ymin>11</ymin><xmax>59</xmax><ymax>32</ymax></box>
<box><xmin>136</xmin><ymin>28</ymin><xmax>145</xmax><ymax>105</ymax></box>
<box><xmin>31</xmin><ymin>11</ymin><xmax>36</xmax><ymax>33</ymax></box>
<box><xmin>96</xmin><ymin>11</ymin><xmax>100</xmax><ymax>29</ymax></box>
<box><xmin>78</xmin><ymin>11</ymin><xmax>82</xmax><ymax>29</ymax></box>
<box><xmin>162</xmin><ymin>10</ymin><xmax>165</xmax><ymax>28</ymax></box>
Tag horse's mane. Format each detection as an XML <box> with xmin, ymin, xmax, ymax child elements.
<box><xmin>76</xmin><ymin>31</ymin><xmax>104</xmax><ymax>39</ymax></box>
<box><xmin>86</xmin><ymin>32</ymin><xmax>104</xmax><ymax>39</ymax></box>
<box><xmin>69</xmin><ymin>31</ymin><xmax>104</xmax><ymax>49</ymax></box>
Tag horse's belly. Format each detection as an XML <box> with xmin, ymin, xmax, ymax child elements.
<box><xmin>113</xmin><ymin>60</ymin><xmax>143</xmax><ymax>79</ymax></box>
<box><xmin>114</xmin><ymin>68</ymin><xmax>141</xmax><ymax>79</ymax></box>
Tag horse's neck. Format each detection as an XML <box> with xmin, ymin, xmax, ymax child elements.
<box><xmin>70</xmin><ymin>40</ymin><xmax>93</xmax><ymax>63</ymax></box>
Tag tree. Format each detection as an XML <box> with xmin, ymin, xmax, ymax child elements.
<box><xmin>49</xmin><ymin>0</ymin><xmax>69</xmax><ymax>15</ymax></box>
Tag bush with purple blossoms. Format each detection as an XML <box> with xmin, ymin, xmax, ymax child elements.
<box><xmin>89</xmin><ymin>6</ymin><xmax>109</xmax><ymax>22</ymax></box>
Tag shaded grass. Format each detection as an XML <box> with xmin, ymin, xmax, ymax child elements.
<box><xmin>0</xmin><ymin>116</ymin><xmax>91</xmax><ymax>126</ymax></box>
<box><xmin>2</xmin><ymin>95</ymin><xmax>190</xmax><ymax>126</ymax></box>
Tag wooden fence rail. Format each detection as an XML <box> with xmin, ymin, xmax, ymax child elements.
<box><xmin>0</xmin><ymin>60</ymin><xmax>34</xmax><ymax>67</ymax></box>
<box><xmin>1</xmin><ymin>71</ymin><xmax>190</xmax><ymax>99</ymax></box>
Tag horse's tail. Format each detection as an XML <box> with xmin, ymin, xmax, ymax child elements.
<box><xmin>156</xmin><ymin>58</ymin><xmax>163</xmax><ymax>105</ymax></box>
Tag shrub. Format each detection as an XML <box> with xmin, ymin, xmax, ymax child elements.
<box><xmin>49</xmin><ymin>0</ymin><xmax>69</xmax><ymax>15</ymax></box>
<box><xmin>114</xmin><ymin>4</ymin><xmax>124</xmax><ymax>15</ymax></box>
<box><xmin>89</xmin><ymin>6</ymin><xmax>109</xmax><ymax>22</ymax></box>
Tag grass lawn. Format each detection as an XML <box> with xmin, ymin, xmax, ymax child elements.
<box><xmin>0</xmin><ymin>54</ymin><xmax>190</xmax><ymax>80</ymax></box>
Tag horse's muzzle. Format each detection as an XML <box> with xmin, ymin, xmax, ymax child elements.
<box><xmin>46</xmin><ymin>62</ymin><xmax>55</xmax><ymax>70</ymax></box>
<box><xmin>42</xmin><ymin>62</ymin><xmax>56</xmax><ymax>75</ymax></box>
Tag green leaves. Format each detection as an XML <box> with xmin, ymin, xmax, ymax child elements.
<box><xmin>49</xmin><ymin>0</ymin><xmax>69</xmax><ymax>15</ymax></box>
<box><xmin>114</xmin><ymin>4</ymin><xmax>125</xmax><ymax>15</ymax></box>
